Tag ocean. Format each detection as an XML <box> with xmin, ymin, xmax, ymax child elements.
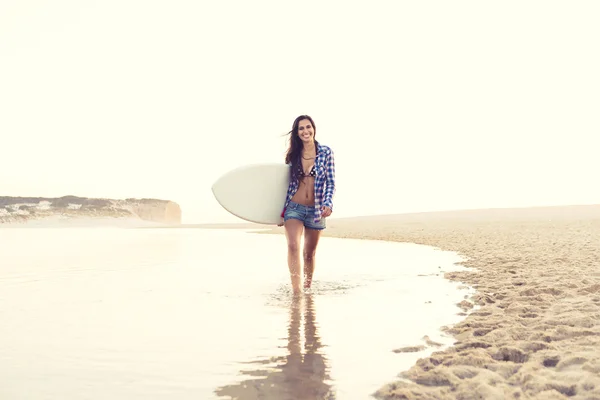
<box><xmin>0</xmin><ymin>226</ymin><xmax>473</xmax><ymax>399</ymax></box>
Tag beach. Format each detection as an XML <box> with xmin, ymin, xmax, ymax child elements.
<box><xmin>2</xmin><ymin>204</ymin><xmax>599</xmax><ymax>399</ymax></box>
<box><xmin>263</xmin><ymin>204</ymin><xmax>600</xmax><ymax>399</ymax></box>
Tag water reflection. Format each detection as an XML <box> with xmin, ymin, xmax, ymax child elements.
<box><xmin>215</xmin><ymin>294</ymin><xmax>336</xmax><ymax>399</ymax></box>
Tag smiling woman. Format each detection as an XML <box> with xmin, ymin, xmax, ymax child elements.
<box><xmin>278</xmin><ymin>115</ymin><xmax>336</xmax><ymax>294</ymax></box>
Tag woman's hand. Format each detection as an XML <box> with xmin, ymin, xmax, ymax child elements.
<box><xmin>321</xmin><ymin>206</ymin><xmax>332</xmax><ymax>218</ymax></box>
<box><xmin>277</xmin><ymin>217</ymin><xmax>284</xmax><ymax>227</ymax></box>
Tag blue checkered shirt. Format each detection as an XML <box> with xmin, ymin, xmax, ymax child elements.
<box><xmin>282</xmin><ymin>142</ymin><xmax>336</xmax><ymax>222</ymax></box>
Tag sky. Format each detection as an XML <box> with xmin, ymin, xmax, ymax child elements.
<box><xmin>1</xmin><ymin>0</ymin><xmax>598</xmax><ymax>223</ymax></box>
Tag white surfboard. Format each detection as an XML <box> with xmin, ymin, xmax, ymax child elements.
<box><xmin>211</xmin><ymin>163</ymin><xmax>291</xmax><ymax>225</ymax></box>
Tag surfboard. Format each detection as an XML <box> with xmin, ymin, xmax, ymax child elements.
<box><xmin>211</xmin><ymin>163</ymin><xmax>291</xmax><ymax>225</ymax></box>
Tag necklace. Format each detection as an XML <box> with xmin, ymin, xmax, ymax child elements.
<box><xmin>302</xmin><ymin>150</ymin><xmax>316</xmax><ymax>160</ymax></box>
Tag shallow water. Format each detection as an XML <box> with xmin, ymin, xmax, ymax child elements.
<box><xmin>0</xmin><ymin>227</ymin><xmax>473</xmax><ymax>399</ymax></box>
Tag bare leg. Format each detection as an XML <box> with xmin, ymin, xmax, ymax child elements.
<box><xmin>284</xmin><ymin>219</ymin><xmax>304</xmax><ymax>294</ymax></box>
<box><xmin>303</xmin><ymin>228</ymin><xmax>322</xmax><ymax>290</ymax></box>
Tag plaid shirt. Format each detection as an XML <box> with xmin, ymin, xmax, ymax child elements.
<box><xmin>281</xmin><ymin>142</ymin><xmax>336</xmax><ymax>222</ymax></box>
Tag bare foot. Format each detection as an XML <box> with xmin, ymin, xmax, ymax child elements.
<box><xmin>303</xmin><ymin>277</ymin><xmax>312</xmax><ymax>290</ymax></box>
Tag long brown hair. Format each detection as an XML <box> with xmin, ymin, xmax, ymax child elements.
<box><xmin>285</xmin><ymin>115</ymin><xmax>316</xmax><ymax>182</ymax></box>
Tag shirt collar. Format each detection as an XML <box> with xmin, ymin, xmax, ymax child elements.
<box><xmin>315</xmin><ymin>141</ymin><xmax>322</xmax><ymax>156</ymax></box>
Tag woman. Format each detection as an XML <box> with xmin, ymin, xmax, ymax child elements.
<box><xmin>278</xmin><ymin>115</ymin><xmax>336</xmax><ymax>294</ymax></box>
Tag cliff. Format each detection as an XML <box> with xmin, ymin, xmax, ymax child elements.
<box><xmin>0</xmin><ymin>195</ymin><xmax>182</xmax><ymax>226</ymax></box>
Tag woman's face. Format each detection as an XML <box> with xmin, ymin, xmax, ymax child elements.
<box><xmin>297</xmin><ymin>119</ymin><xmax>315</xmax><ymax>144</ymax></box>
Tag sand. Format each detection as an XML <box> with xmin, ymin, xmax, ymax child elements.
<box><xmin>268</xmin><ymin>204</ymin><xmax>600</xmax><ymax>399</ymax></box>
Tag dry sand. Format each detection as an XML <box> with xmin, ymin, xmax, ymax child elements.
<box><xmin>267</xmin><ymin>204</ymin><xmax>600</xmax><ymax>399</ymax></box>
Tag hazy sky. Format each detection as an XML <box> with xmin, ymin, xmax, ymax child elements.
<box><xmin>1</xmin><ymin>1</ymin><xmax>598</xmax><ymax>223</ymax></box>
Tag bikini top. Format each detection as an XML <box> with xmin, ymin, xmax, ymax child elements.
<box><xmin>298</xmin><ymin>163</ymin><xmax>316</xmax><ymax>178</ymax></box>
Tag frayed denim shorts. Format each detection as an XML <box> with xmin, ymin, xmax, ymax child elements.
<box><xmin>283</xmin><ymin>201</ymin><xmax>326</xmax><ymax>230</ymax></box>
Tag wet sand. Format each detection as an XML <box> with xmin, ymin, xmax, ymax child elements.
<box><xmin>265</xmin><ymin>204</ymin><xmax>600</xmax><ymax>399</ymax></box>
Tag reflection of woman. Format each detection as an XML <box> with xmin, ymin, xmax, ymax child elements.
<box><xmin>214</xmin><ymin>294</ymin><xmax>334</xmax><ymax>399</ymax></box>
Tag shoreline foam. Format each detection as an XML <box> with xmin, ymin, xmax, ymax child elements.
<box><xmin>0</xmin><ymin>215</ymin><xmax>165</xmax><ymax>229</ymax></box>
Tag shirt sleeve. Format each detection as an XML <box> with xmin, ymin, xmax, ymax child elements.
<box><xmin>323</xmin><ymin>149</ymin><xmax>336</xmax><ymax>209</ymax></box>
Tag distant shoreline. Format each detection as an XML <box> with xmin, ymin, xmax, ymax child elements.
<box><xmin>0</xmin><ymin>195</ymin><xmax>181</xmax><ymax>226</ymax></box>
<box><xmin>154</xmin><ymin>202</ymin><xmax>600</xmax><ymax>230</ymax></box>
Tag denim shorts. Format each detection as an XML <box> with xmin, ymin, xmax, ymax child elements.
<box><xmin>283</xmin><ymin>201</ymin><xmax>326</xmax><ymax>230</ymax></box>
